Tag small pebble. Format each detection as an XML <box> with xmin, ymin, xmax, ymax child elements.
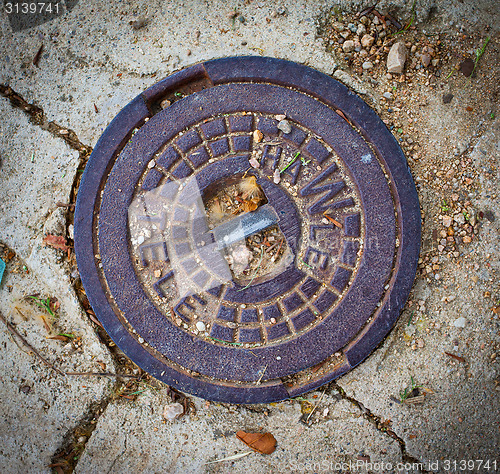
<box><xmin>160</xmin><ymin>99</ymin><xmax>171</xmax><ymax>108</ymax></box>
<box><xmin>253</xmin><ymin>129</ymin><xmax>263</xmax><ymax>142</ymax></box>
<box><xmin>275</xmin><ymin>114</ymin><xmax>286</xmax><ymax>121</ymax></box>
<box><xmin>362</xmin><ymin>61</ymin><xmax>374</xmax><ymax>70</ymax></box>
<box><xmin>357</xmin><ymin>24</ymin><xmax>366</xmax><ymax>36</ymax></box>
<box><xmin>453</xmin><ymin>317</ymin><xmax>466</xmax><ymax>328</ymax></box>
<box><xmin>454</xmin><ymin>213</ymin><xmax>466</xmax><ymax>225</ymax></box>
<box><xmin>442</xmin><ymin>215</ymin><xmax>452</xmax><ymax>227</ymax></box>
<box><xmin>249</xmin><ymin>156</ymin><xmax>260</xmax><ymax>168</ymax></box>
<box><xmin>361</xmin><ymin>34</ymin><xmax>375</xmax><ymax>48</ymax></box>
<box><xmin>273</xmin><ymin>168</ymin><xmax>281</xmax><ymax>184</ymax></box>
<box><xmin>277</xmin><ymin>119</ymin><xmax>292</xmax><ymax>134</ymax></box>
<box><xmin>154</xmin><ymin>269</ymin><xmax>162</xmax><ymax>278</ymax></box>
<box><xmin>342</xmin><ymin>40</ymin><xmax>355</xmax><ymax>53</ymax></box>
<box><xmin>196</xmin><ymin>321</ymin><xmax>206</xmax><ymax>332</ymax></box>
<box><xmin>421</xmin><ymin>53</ymin><xmax>431</xmax><ymax>67</ymax></box>
<box><xmin>163</xmin><ymin>403</ymin><xmax>184</xmax><ymax>422</ymax></box>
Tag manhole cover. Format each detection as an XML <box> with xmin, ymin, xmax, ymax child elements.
<box><xmin>75</xmin><ymin>57</ymin><xmax>420</xmax><ymax>404</ymax></box>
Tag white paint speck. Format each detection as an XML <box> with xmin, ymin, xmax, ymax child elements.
<box><xmin>361</xmin><ymin>154</ymin><xmax>372</xmax><ymax>164</ymax></box>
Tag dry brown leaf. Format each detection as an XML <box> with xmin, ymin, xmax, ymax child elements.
<box><xmin>47</xmin><ymin>335</ymin><xmax>70</xmax><ymax>342</ymax></box>
<box><xmin>39</xmin><ymin>314</ymin><xmax>52</xmax><ymax>333</ymax></box>
<box><xmin>240</xmin><ymin>176</ymin><xmax>263</xmax><ymax>200</ymax></box>
<box><xmin>43</xmin><ymin>234</ymin><xmax>70</xmax><ymax>251</ymax></box>
<box><xmin>444</xmin><ymin>351</ymin><xmax>466</xmax><ymax>363</ymax></box>
<box><xmin>236</xmin><ymin>431</ymin><xmax>277</xmax><ymax>455</ymax></box>
<box><xmin>243</xmin><ymin>200</ymin><xmax>259</xmax><ymax>212</ymax></box>
<box><xmin>49</xmin><ymin>298</ymin><xmax>60</xmax><ymax>313</ymax></box>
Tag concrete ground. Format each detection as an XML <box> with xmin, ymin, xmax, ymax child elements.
<box><xmin>0</xmin><ymin>1</ymin><xmax>498</xmax><ymax>473</ymax></box>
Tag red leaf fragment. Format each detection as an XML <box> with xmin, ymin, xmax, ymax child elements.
<box><xmin>445</xmin><ymin>351</ymin><xmax>466</xmax><ymax>363</ymax></box>
<box><xmin>43</xmin><ymin>234</ymin><xmax>70</xmax><ymax>251</ymax></box>
<box><xmin>236</xmin><ymin>431</ymin><xmax>277</xmax><ymax>454</ymax></box>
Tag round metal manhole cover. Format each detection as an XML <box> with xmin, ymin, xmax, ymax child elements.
<box><xmin>75</xmin><ymin>57</ymin><xmax>420</xmax><ymax>404</ymax></box>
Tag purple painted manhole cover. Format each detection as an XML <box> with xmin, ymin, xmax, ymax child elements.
<box><xmin>75</xmin><ymin>57</ymin><xmax>420</xmax><ymax>403</ymax></box>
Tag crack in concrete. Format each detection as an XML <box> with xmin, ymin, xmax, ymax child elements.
<box><xmin>0</xmin><ymin>84</ymin><xmax>93</xmax><ymax>241</ymax></box>
<box><xmin>51</xmin><ymin>393</ymin><xmax>115</xmax><ymax>473</ymax></box>
<box><xmin>62</xmin><ymin>46</ymin><xmax>165</xmax><ymax>80</ymax></box>
<box><xmin>106</xmin><ymin>427</ymin><xmax>128</xmax><ymax>474</ymax></box>
<box><xmin>331</xmin><ymin>382</ymin><xmax>429</xmax><ymax>471</ymax></box>
<box><xmin>0</xmin><ymin>84</ymin><xmax>93</xmax><ymax>158</ymax></box>
<box><xmin>0</xmin><ymin>84</ymin><xmax>143</xmax><ymax>472</ymax></box>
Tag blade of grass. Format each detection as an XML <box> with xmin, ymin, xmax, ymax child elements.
<box><xmin>280</xmin><ymin>152</ymin><xmax>300</xmax><ymax>174</ymax></box>
<box><xmin>209</xmin><ymin>337</ymin><xmax>243</xmax><ymax>346</ymax></box>
<box><xmin>237</xmin><ymin>246</ymin><xmax>265</xmax><ymax>291</ymax></box>
<box><xmin>471</xmin><ymin>36</ymin><xmax>490</xmax><ymax>76</ymax></box>
<box><xmin>390</xmin><ymin>0</ymin><xmax>416</xmax><ymax>37</ymax></box>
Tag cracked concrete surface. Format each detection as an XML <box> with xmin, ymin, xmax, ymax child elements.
<box><xmin>1</xmin><ymin>1</ymin><xmax>499</xmax><ymax>473</ymax></box>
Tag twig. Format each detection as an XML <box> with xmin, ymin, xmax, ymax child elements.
<box><xmin>390</xmin><ymin>0</ymin><xmax>416</xmax><ymax>37</ymax></box>
<box><xmin>372</xmin><ymin>9</ymin><xmax>387</xmax><ymax>27</ymax></box>
<box><xmin>14</xmin><ymin>306</ymin><xmax>28</xmax><ymax>321</ymax></box>
<box><xmin>323</xmin><ymin>212</ymin><xmax>343</xmax><ymax>228</ymax></box>
<box><xmin>204</xmin><ymin>451</ymin><xmax>253</xmax><ymax>464</ymax></box>
<box><xmin>33</xmin><ymin>44</ymin><xmax>43</xmax><ymax>66</ymax></box>
<box><xmin>256</xmin><ymin>365</ymin><xmax>268</xmax><ymax>385</ymax></box>
<box><xmin>275</xmin><ymin>238</ymin><xmax>285</xmax><ymax>258</ymax></box>
<box><xmin>0</xmin><ymin>309</ymin><xmax>66</xmax><ymax>376</ymax></box>
<box><xmin>306</xmin><ymin>389</ymin><xmax>327</xmax><ymax>424</ymax></box>
<box><xmin>367</xmin><ymin>37</ymin><xmax>396</xmax><ymax>61</ymax></box>
<box><xmin>65</xmin><ymin>371</ymin><xmax>142</xmax><ymax>379</ymax></box>
<box><xmin>357</xmin><ymin>6</ymin><xmax>375</xmax><ymax>18</ymax></box>
<box><xmin>1</xmin><ymin>309</ymin><xmax>140</xmax><ymax>379</ymax></box>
